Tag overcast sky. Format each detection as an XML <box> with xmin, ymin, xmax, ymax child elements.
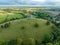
<box><xmin>0</xmin><ymin>0</ymin><xmax>60</xmax><ymax>6</ymax></box>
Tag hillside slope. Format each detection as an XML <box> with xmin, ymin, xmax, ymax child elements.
<box><xmin>0</xmin><ymin>19</ymin><xmax>53</xmax><ymax>43</ymax></box>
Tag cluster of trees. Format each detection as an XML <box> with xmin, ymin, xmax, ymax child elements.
<box><xmin>49</xmin><ymin>8</ymin><xmax>60</xmax><ymax>11</ymax></box>
<box><xmin>1</xmin><ymin>22</ymin><xmax>10</xmax><ymax>28</ymax></box>
<box><xmin>18</xmin><ymin>13</ymin><xmax>27</xmax><ymax>18</ymax></box>
<box><xmin>30</xmin><ymin>11</ymin><xmax>52</xmax><ymax>20</ymax></box>
<box><xmin>41</xmin><ymin>25</ymin><xmax>60</xmax><ymax>45</ymax></box>
<box><xmin>10</xmin><ymin>18</ymin><xmax>20</xmax><ymax>21</ymax></box>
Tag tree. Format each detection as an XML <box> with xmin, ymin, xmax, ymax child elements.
<box><xmin>4</xmin><ymin>23</ymin><xmax>10</xmax><ymax>28</ymax></box>
<box><xmin>42</xmin><ymin>34</ymin><xmax>54</xmax><ymax>43</ymax></box>
<box><xmin>1</xmin><ymin>23</ymin><xmax>10</xmax><ymax>29</ymax></box>
<box><xmin>46</xmin><ymin>21</ymin><xmax>50</xmax><ymax>25</ymax></box>
<box><xmin>1</xmin><ymin>25</ymin><xmax>4</xmax><ymax>28</ymax></box>
<box><xmin>21</xmin><ymin>26</ymin><xmax>25</xmax><ymax>30</ymax></box>
<box><xmin>34</xmin><ymin>23</ymin><xmax>39</xmax><ymax>28</ymax></box>
<box><xmin>10</xmin><ymin>18</ymin><xmax>16</xmax><ymax>21</ymax></box>
<box><xmin>51</xmin><ymin>26</ymin><xmax>60</xmax><ymax>41</ymax></box>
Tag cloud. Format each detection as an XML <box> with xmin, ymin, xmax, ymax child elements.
<box><xmin>45</xmin><ymin>0</ymin><xmax>60</xmax><ymax>6</ymax></box>
<box><xmin>16</xmin><ymin>0</ymin><xmax>60</xmax><ymax>6</ymax></box>
<box><xmin>0</xmin><ymin>0</ymin><xmax>60</xmax><ymax>6</ymax></box>
<box><xmin>0</xmin><ymin>0</ymin><xmax>17</xmax><ymax>5</ymax></box>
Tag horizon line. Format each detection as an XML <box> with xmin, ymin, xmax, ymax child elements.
<box><xmin>0</xmin><ymin>5</ymin><xmax>59</xmax><ymax>6</ymax></box>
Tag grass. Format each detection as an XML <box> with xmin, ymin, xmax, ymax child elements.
<box><xmin>0</xmin><ymin>13</ymin><xmax>24</xmax><ymax>23</ymax></box>
<box><xmin>0</xmin><ymin>18</ymin><xmax>54</xmax><ymax>43</ymax></box>
<box><xmin>0</xmin><ymin>8</ymin><xmax>55</xmax><ymax>44</ymax></box>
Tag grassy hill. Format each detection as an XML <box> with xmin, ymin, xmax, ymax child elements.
<box><xmin>0</xmin><ymin>18</ymin><xmax>54</xmax><ymax>44</ymax></box>
<box><xmin>0</xmin><ymin>8</ymin><xmax>59</xmax><ymax>45</ymax></box>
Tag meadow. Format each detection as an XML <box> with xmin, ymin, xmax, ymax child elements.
<box><xmin>0</xmin><ymin>8</ymin><xmax>60</xmax><ymax>45</ymax></box>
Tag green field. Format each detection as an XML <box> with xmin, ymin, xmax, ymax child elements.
<box><xmin>0</xmin><ymin>8</ymin><xmax>60</xmax><ymax>45</ymax></box>
<box><xmin>0</xmin><ymin>19</ymin><xmax>54</xmax><ymax>44</ymax></box>
<box><xmin>0</xmin><ymin>13</ymin><xmax>24</xmax><ymax>23</ymax></box>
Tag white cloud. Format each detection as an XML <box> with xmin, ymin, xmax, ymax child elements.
<box><xmin>46</xmin><ymin>0</ymin><xmax>60</xmax><ymax>5</ymax></box>
<box><xmin>16</xmin><ymin>0</ymin><xmax>60</xmax><ymax>5</ymax></box>
<box><xmin>49</xmin><ymin>0</ymin><xmax>60</xmax><ymax>2</ymax></box>
<box><xmin>32</xmin><ymin>0</ymin><xmax>45</xmax><ymax>2</ymax></box>
<box><xmin>0</xmin><ymin>0</ymin><xmax>60</xmax><ymax>5</ymax></box>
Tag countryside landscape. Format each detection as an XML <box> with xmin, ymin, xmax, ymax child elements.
<box><xmin>0</xmin><ymin>7</ymin><xmax>60</xmax><ymax>45</ymax></box>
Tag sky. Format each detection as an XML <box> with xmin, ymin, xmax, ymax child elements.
<box><xmin>0</xmin><ymin>0</ymin><xmax>60</xmax><ymax>6</ymax></box>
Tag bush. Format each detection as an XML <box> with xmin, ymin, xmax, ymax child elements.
<box><xmin>55</xmin><ymin>23</ymin><xmax>60</xmax><ymax>27</ymax></box>
<box><xmin>4</xmin><ymin>23</ymin><xmax>9</xmax><ymax>28</ymax></box>
<box><xmin>54</xmin><ymin>42</ymin><xmax>59</xmax><ymax>45</ymax></box>
<box><xmin>16</xmin><ymin>18</ymin><xmax>20</xmax><ymax>19</ymax></box>
<box><xmin>21</xmin><ymin>40</ymin><xmax>29</xmax><ymax>45</ymax></box>
<box><xmin>7</xmin><ymin>39</ymin><xmax>17</xmax><ymax>45</ymax></box>
<box><xmin>46</xmin><ymin>21</ymin><xmax>50</xmax><ymax>25</ymax></box>
<box><xmin>21</xmin><ymin>39</ymin><xmax>36</xmax><ymax>45</ymax></box>
<box><xmin>42</xmin><ymin>34</ymin><xmax>54</xmax><ymax>43</ymax></box>
<box><xmin>35</xmin><ymin>40</ymin><xmax>40</xmax><ymax>45</ymax></box>
<box><xmin>21</xmin><ymin>26</ymin><xmax>25</xmax><ymax>30</ymax></box>
<box><xmin>1</xmin><ymin>22</ymin><xmax>11</xmax><ymax>29</ymax></box>
<box><xmin>10</xmin><ymin>18</ymin><xmax>16</xmax><ymax>21</ymax></box>
<box><xmin>1</xmin><ymin>25</ymin><xmax>4</xmax><ymax>28</ymax></box>
<box><xmin>51</xmin><ymin>26</ymin><xmax>60</xmax><ymax>42</ymax></box>
<box><xmin>28</xmin><ymin>38</ymin><xmax>35</xmax><ymax>45</ymax></box>
<box><xmin>34</xmin><ymin>23</ymin><xmax>39</xmax><ymax>28</ymax></box>
<box><xmin>51</xmin><ymin>26</ymin><xmax>60</xmax><ymax>36</ymax></box>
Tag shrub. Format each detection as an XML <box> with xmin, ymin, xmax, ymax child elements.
<box><xmin>28</xmin><ymin>38</ymin><xmax>35</xmax><ymax>45</ymax></box>
<box><xmin>42</xmin><ymin>34</ymin><xmax>54</xmax><ymax>43</ymax></box>
<box><xmin>4</xmin><ymin>23</ymin><xmax>10</xmax><ymax>28</ymax></box>
<box><xmin>1</xmin><ymin>25</ymin><xmax>4</xmax><ymax>28</ymax></box>
<box><xmin>35</xmin><ymin>40</ymin><xmax>39</xmax><ymax>45</ymax></box>
<box><xmin>54</xmin><ymin>42</ymin><xmax>59</xmax><ymax>45</ymax></box>
<box><xmin>55</xmin><ymin>23</ymin><xmax>60</xmax><ymax>27</ymax></box>
<box><xmin>1</xmin><ymin>22</ymin><xmax>11</xmax><ymax>28</ymax></box>
<box><xmin>21</xmin><ymin>39</ymin><xmax>36</xmax><ymax>45</ymax></box>
<box><xmin>7</xmin><ymin>39</ymin><xmax>17</xmax><ymax>45</ymax></box>
<box><xmin>21</xmin><ymin>26</ymin><xmax>25</xmax><ymax>30</ymax></box>
<box><xmin>4</xmin><ymin>24</ymin><xmax>9</xmax><ymax>28</ymax></box>
<box><xmin>51</xmin><ymin>26</ymin><xmax>60</xmax><ymax>41</ymax></box>
<box><xmin>1</xmin><ymin>22</ymin><xmax>10</xmax><ymax>29</ymax></box>
<box><xmin>10</xmin><ymin>18</ymin><xmax>16</xmax><ymax>21</ymax></box>
<box><xmin>46</xmin><ymin>21</ymin><xmax>50</xmax><ymax>25</ymax></box>
<box><xmin>34</xmin><ymin>23</ymin><xmax>39</xmax><ymax>28</ymax></box>
<box><xmin>51</xmin><ymin>26</ymin><xmax>60</xmax><ymax>36</ymax></box>
<box><xmin>16</xmin><ymin>18</ymin><xmax>20</xmax><ymax>19</ymax></box>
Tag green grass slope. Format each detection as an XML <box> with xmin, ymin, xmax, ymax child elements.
<box><xmin>0</xmin><ymin>19</ymin><xmax>53</xmax><ymax>43</ymax></box>
<box><xmin>0</xmin><ymin>13</ymin><xmax>24</xmax><ymax>23</ymax></box>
